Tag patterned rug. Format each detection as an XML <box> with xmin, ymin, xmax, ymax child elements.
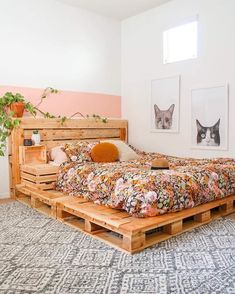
<box><xmin>0</xmin><ymin>202</ymin><xmax>234</xmax><ymax>294</ymax></box>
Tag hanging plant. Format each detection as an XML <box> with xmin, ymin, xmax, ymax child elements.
<box><xmin>0</xmin><ymin>88</ymin><xmax>108</xmax><ymax>156</ymax></box>
<box><xmin>0</xmin><ymin>92</ymin><xmax>37</xmax><ymax>156</ymax></box>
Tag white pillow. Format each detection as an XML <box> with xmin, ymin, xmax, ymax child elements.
<box><xmin>102</xmin><ymin>140</ymin><xmax>139</xmax><ymax>162</ymax></box>
<box><xmin>49</xmin><ymin>146</ymin><xmax>68</xmax><ymax>166</ymax></box>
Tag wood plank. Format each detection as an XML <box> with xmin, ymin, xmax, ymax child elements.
<box><xmin>24</xmin><ymin>129</ymin><xmax>120</xmax><ymax>141</ymax></box>
<box><xmin>41</xmin><ymin>139</ymin><xmax>121</xmax><ymax>149</ymax></box>
<box><xmin>11</xmin><ymin>127</ymin><xmax>24</xmax><ymax>198</ymax></box>
<box><xmin>85</xmin><ymin>220</ymin><xmax>105</xmax><ymax>233</ymax></box>
<box><xmin>122</xmin><ymin>233</ymin><xmax>146</xmax><ymax>252</ymax></box>
<box><xmin>163</xmin><ymin>220</ymin><xmax>183</xmax><ymax>235</ymax></box>
<box><xmin>221</xmin><ymin>200</ymin><xmax>234</xmax><ymax>213</ymax></box>
<box><xmin>19</xmin><ymin>118</ymin><xmax>128</xmax><ymax>129</ymax></box>
<box><xmin>56</xmin><ymin>196</ymin><xmax>85</xmax><ymax>206</ymax></box>
<box><xmin>31</xmin><ymin>197</ymin><xmax>42</xmax><ymax>208</ymax></box>
<box><xmin>21</xmin><ymin>172</ymin><xmax>57</xmax><ymax>183</ymax></box>
<box><xmin>120</xmin><ymin>128</ymin><xmax>127</xmax><ymax>142</ymax></box>
<box><xmin>21</xmin><ymin>180</ymin><xmax>55</xmax><ymax>190</ymax></box>
<box><xmin>120</xmin><ymin>195</ymin><xmax>235</xmax><ymax>233</ymax></box>
<box><xmin>194</xmin><ymin>211</ymin><xmax>211</xmax><ymax>222</ymax></box>
<box><xmin>16</xmin><ymin>184</ymin><xmax>32</xmax><ymax>196</ymax></box>
<box><xmin>21</xmin><ymin>164</ymin><xmax>59</xmax><ymax>176</ymax></box>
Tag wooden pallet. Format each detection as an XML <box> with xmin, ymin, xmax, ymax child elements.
<box><xmin>56</xmin><ymin>194</ymin><xmax>235</xmax><ymax>254</ymax></box>
<box><xmin>9</xmin><ymin>118</ymin><xmax>128</xmax><ymax>198</ymax></box>
<box><xmin>16</xmin><ymin>184</ymin><xmax>70</xmax><ymax>218</ymax></box>
<box><xmin>20</xmin><ymin>164</ymin><xmax>59</xmax><ymax>191</ymax></box>
<box><xmin>19</xmin><ymin>145</ymin><xmax>47</xmax><ymax>165</ymax></box>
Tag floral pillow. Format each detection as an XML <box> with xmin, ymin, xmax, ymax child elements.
<box><xmin>64</xmin><ymin>141</ymin><xmax>99</xmax><ymax>163</ymax></box>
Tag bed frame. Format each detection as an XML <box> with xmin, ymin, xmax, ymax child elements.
<box><xmin>10</xmin><ymin>118</ymin><xmax>235</xmax><ymax>254</ymax></box>
<box><xmin>9</xmin><ymin>117</ymin><xmax>128</xmax><ymax>197</ymax></box>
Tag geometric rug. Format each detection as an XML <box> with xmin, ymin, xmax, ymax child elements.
<box><xmin>0</xmin><ymin>202</ymin><xmax>234</xmax><ymax>294</ymax></box>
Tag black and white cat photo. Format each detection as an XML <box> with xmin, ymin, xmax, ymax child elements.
<box><xmin>196</xmin><ymin>119</ymin><xmax>220</xmax><ymax>146</ymax></box>
<box><xmin>154</xmin><ymin>104</ymin><xmax>175</xmax><ymax>129</ymax></box>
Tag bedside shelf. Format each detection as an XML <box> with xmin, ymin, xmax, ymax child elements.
<box><xmin>19</xmin><ymin>145</ymin><xmax>47</xmax><ymax>165</ymax></box>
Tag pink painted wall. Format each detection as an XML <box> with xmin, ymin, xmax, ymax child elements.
<box><xmin>0</xmin><ymin>86</ymin><xmax>121</xmax><ymax>118</ymax></box>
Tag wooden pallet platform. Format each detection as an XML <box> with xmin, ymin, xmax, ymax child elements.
<box><xmin>57</xmin><ymin>194</ymin><xmax>235</xmax><ymax>254</ymax></box>
<box><xmin>16</xmin><ymin>184</ymin><xmax>71</xmax><ymax>218</ymax></box>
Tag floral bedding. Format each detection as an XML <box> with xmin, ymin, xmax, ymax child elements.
<box><xmin>55</xmin><ymin>152</ymin><xmax>235</xmax><ymax>217</ymax></box>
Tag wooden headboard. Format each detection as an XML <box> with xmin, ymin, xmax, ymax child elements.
<box><xmin>9</xmin><ymin>118</ymin><xmax>128</xmax><ymax>198</ymax></box>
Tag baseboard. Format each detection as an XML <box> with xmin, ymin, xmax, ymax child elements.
<box><xmin>0</xmin><ymin>193</ymin><xmax>10</xmax><ymax>199</ymax></box>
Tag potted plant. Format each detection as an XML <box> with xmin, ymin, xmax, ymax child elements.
<box><xmin>0</xmin><ymin>88</ymin><xmax>108</xmax><ymax>156</ymax></box>
<box><xmin>1</xmin><ymin>92</ymin><xmax>25</xmax><ymax>117</ymax></box>
<box><xmin>0</xmin><ymin>92</ymin><xmax>37</xmax><ymax>156</ymax></box>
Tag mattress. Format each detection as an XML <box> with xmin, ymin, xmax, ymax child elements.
<box><xmin>55</xmin><ymin>153</ymin><xmax>235</xmax><ymax>217</ymax></box>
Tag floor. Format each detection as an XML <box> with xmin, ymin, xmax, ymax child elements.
<box><xmin>0</xmin><ymin>201</ymin><xmax>234</xmax><ymax>294</ymax></box>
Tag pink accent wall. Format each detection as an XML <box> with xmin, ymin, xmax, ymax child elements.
<box><xmin>0</xmin><ymin>86</ymin><xmax>121</xmax><ymax>118</ymax></box>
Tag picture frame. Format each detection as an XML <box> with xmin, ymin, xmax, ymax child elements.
<box><xmin>191</xmin><ymin>84</ymin><xmax>229</xmax><ymax>150</ymax></box>
<box><xmin>150</xmin><ymin>75</ymin><xmax>180</xmax><ymax>133</ymax></box>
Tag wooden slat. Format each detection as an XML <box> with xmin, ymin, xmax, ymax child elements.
<box><xmin>120</xmin><ymin>195</ymin><xmax>235</xmax><ymax>233</ymax></box>
<box><xmin>120</xmin><ymin>128</ymin><xmax>127</xmax><ymax>142</ymax></box>
<box><xmin>18</xmin><ymin>118</ymin><xmax>128</xmax><ymax>129</ymax></box>
<box><xmin>194</xmin><ymin>211</ymin><xmax>211</xmax><ymax>223</ymax></box>
<box><xmin>11</xmin><ymin>127</ymin><xmax>24</xmax><ymax>198</ymax></box>
<box><xmin>21</xmin><ymin>164</ymin><xmax>59</xmax><ymax>176</ymax></box>
<box><xmin>163</xmin><ymin>220</ymin><xmax>183</xmax><ymax>235</ymax></box>
<box><xmin>41</xmin><ymin>138</ymin><xmax>121</xmax><ymax>149</ymax></box>
<box><xmin>24</xmin><ymin>128</ymin><xmax>120</xmax><ymax>141</ymax></box>
<box><xmin>22</xmin><ymin>179</ymin><xmax>55</xmax><ymax>190</ymax></box>
<box><xmin>21</xmin><ymin>172</ymin><xmax>57</xmax><ymax>183</ymax></box>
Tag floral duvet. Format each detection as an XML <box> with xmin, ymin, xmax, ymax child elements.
<box><xmin>56</xmin><ymin>153</ymin><xmax>235</xmax><ymax>217</ymax></box>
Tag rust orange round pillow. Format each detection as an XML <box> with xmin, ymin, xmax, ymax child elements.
<box><xmin>91</xmin><ymin>142</ymin><xmax>119</xmax><ymax>163</ymax></box>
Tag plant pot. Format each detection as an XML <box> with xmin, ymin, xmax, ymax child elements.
<box><xmin>10</xmin><ymin>102</ymin><xmax>25</xmax><ymax>117</ymax></box>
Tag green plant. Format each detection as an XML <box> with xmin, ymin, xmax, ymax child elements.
<box><xmin>32</xmin><ymin>130</ymin><xmax>39</xmax><ymax>134</ymax></box>
<box><xmin>0</xmin><ymin>92</ymin><xmax>37</xmax><ymax>156</ymax></box>
<box><xmin>0</xmin><ymin>92</ymin><xmax>24</xmax><ymax>105</ymax></box>
<box><xmin>0</xmin><ymin>88</ymin><xmax>108</xmax><ymax>156</ymax></box>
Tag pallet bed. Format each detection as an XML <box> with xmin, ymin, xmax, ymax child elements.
<box><xmin>15</xmin><ymin>184</ymin><xmax>235</xmax><ymax>253</ymax></box>
<box><xmin>10</xmin><ymin>118</ymin><xmax>235</xmax><ymax>254</ymax></box>
<box><xmin>57</xmin><ymin>194</ymin><xmax>235</xmax><ymax>253</ymax></box>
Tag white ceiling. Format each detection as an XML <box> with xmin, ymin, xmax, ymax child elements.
<box><xmin>59</xmin><ymin>0</ymin><xmax>172</xmax><ymax>20</ymax></box>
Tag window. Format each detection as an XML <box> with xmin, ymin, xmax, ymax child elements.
<box><xmin>163</xmin><ymin>19</ymin><xmax>198</xmax><ymax>64</ymax></box>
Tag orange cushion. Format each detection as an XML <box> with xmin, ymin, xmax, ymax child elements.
<box><xmin>91</xmin><ymin>142</ymin><xmax>119</xmax><ymax>163</ymax></box>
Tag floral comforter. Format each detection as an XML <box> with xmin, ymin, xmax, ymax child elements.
<box><xmin>55</xmin><ymin>153</ymin><xmax>235</xmax><ymax>217</ymax></box>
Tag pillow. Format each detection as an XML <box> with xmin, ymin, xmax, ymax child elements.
<box><xmin>49</xmin><ymin>146</ymin><xmax>68</xmax><ymax>166</ymax></box>
<box><xmin>91</xmin><ymin>142</ymin><xmax>119</xmax><ymax>163</ymax></box>
<box><xmin>102</xmin><ymin>140</ymin><xmax>139</xmax><ymax>162</ymax></box>
<box><xmin>63</xmin><ymin>141</ymin><xmax>98</xmax><ymax>163</ymax></box>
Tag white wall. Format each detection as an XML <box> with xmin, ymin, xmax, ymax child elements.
<box><xmin>0</xmin><ymin>0</ymin><xmax>121</xmax><ymax>198</ymax></box>
<box><xmin>0</xmin><ymin>0</ymin><xmax>121</xmax><ymax>95</ymax></box>
<box><xmin>122</xmin><ymin>0</ymin><xmax>235</xmax><ymax>158</ymax></box>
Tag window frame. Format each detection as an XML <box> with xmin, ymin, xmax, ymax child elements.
<box><xmin>163</xmin><ymin>17</ymin><xmax>198</xmax><ymax>64</ymax></box>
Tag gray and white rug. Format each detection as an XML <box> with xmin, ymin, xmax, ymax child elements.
<box><xmin>0</xmin><ymin>202</ymin><xmax>234</xmax><ymax>294</ymax></box>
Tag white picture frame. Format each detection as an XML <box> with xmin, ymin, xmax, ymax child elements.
<box><xmin>191</xmin><ymin>84</ymin><xmax>229</xmax><ymax>150</ymax></box>
<box><xmin>150</xmin><ymin>75</ymin><xmax>180</xmax><ymax>133</ymax></box>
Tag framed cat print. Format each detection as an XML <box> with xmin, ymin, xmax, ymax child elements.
<box><xmin>191</xmin><ymin>84</ymin><xmax>229</xmax><ymax>150</ymax></box>
<box><xmin>150</xmin><ymin>75</ymin><xmax>180</xmax><ymax>133</ymax></box>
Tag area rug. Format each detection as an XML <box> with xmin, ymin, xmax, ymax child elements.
<box><xmin>0</xmin><ymin>202</ymin><xmax>234</xmax><ymax>294</ymax></box>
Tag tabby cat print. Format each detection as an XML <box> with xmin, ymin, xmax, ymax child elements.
<box><xmin>154</xmin><ymin>104</ymin><xmax>175</xmax><ymax>129</ymax></box>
